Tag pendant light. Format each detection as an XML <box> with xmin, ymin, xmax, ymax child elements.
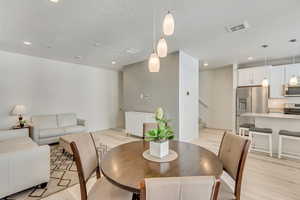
<box><xmin>261</xmin><ymin>46</ymin><xmax>269</xmax><ymax>87</ymax></box>
<box><xmin>289</xmin><ymin>51</ymin><xmax>298</xmax><ymax>86</ymax></box>
<box><xmin>289</xmin><ymin>75</ymin><xmax>298</xmax><ymax>86</ymax></box>
<box><xmin>157</xmin><ymin>37</ymin><xmax>168</xmax><ymax>58</ymax></box>
<box><xmin>148</xmin><ymin>2</ymin><xmax>160</xmax><ymax>72</ymax></box>
<box><xmin>289</xmin><ymin>39</ymin><xmax>298</xmax><ymax>86</ymax></box>
<box><xmin>163</xmin><ymin>11</ymin><xmax>175</xmax><ymax>36</ymax></box>
<box><xmin>262</xmin><ymin>78</ymin><xmax>269</xmax><ymax>87</ymax></box>
<box><xmin>148</xmin><ymin>52</ymin><xmax>160</xmax><ymax>72</ymax></box>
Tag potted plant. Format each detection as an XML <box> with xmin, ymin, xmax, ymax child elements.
<box><xmin>19</xmin><ymin>120</ymin><xmax>27</xmax><ymax>128</ymax></box>
<box><xmin>145</xmin><ymin>108</ymin><xmax>174</xmax><ymax>158</ymax></box>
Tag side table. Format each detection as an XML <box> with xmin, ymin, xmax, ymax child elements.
<box><xmin>11</xmin><ymin>125</ymin><xmax>33</xmax><ymax>139</ymax></box>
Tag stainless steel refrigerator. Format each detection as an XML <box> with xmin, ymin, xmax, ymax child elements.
<box><xmin>236</xmin><ymin>86</ymin><xmax>269</xmax><ymax>131</ymax></box>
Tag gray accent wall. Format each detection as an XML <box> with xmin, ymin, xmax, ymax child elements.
<box><xmin>123</xmin><ymin>52</ymin><xmax>180</xmax><ymax>137</ymax></box>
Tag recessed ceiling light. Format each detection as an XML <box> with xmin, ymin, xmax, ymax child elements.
<box><xmin>74</xmin><ymin>56</ymin><xmax>82</xmax><ymax>59</ymax></box>
<box><xmin>203</xmin><ymin>62</ymin><xmax>208</xmax><ymax>67</ymax></box>
<box><xmin>112</xmin><ymin>61</ymin><xmax>116</xmax><ymax>65</ymax></box>
<box><xmin>49</xmin><ymin>0</ymin><xmax>59</xmax><ymax>3</ymax></box>
<box><xmin>23</xmin><ymin>41</ymin><xmax>32</xmax><ymax>46</ymax></box>
<box><xmin>248</xmin><ymin>56</ymin><xmax>254</xmax><ymax>61</ymax></box>
<box><xmin>94</xmin><ymin>42</ymin><xmax>101</xmax><ymax>47</ymax></box>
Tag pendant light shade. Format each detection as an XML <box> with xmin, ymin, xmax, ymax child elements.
<box><xmin>262</xmin><ymin>78</ymin><xmax>269</xmax><ymax>87</ymax></box>
<box><xmin>157</xmin><ymin>37</ymin><xmax>168</xmax><ymax>58</ymax></box>
<box><xmin>289</xmin><ymin>75</ymin><xmax>298</xmax><ymax>86</ymax></box>
<box><xmin>163</xmin><ymin>11</ymin><xmax>175</xmax><ymax>36</ymax></box>
<box><xmin>148</xmin><ymin>52</ymin><xmax>160</xmax><ymax>72</ymax></box>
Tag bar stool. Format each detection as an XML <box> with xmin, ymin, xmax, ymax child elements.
<box><xmin>249</xmin><ymin>127</ymin><xmax>273</xmax><ymax>157</ymax></box>
<box><xmin>278</xmin><ymin>130</ymin><xmax>300</xmax><ymax>159</ymax></box>
<box><xmin>238</xmin><ymin>123</ymin><xmax>255</xmax><ymax>137</ymax></box>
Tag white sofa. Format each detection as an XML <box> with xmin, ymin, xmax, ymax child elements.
<box><xmin>0</xmin><ymin>129</ymin><xmax>50</xmax><ymax>199</ymax></box>
<box><xmin>31</xmin><ymin>113</ymin><xmax>87</xmax><ymax>145</ymax></box>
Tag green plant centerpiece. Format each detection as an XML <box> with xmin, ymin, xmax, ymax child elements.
<box><xmin>145</xmin><ymin>108</ymin><xmax>174</xmax><ymax>158</ymax></box>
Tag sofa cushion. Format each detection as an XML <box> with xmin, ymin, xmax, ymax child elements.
<box><xmin>64</xmin><ymin>126</ymin><xmax>87</xmax><ymax>134</ymax></box>
<box><xmin>0</xmin><ymin>137</ymin><xmax>37</xmax><ymax>154</ymax></box>
<box><xmin>57</xmin><ymin>113</ymin><xmax>77</xmax><ymax>127</ymax></box>
<box><xmin>39</xmin><ymin>128</ymin><xmax>65</xmax><ymax>139</ymax></box>
<box><xmin>32</xmin><ymin>115</ymin><xmax>58</xmax><ymax>129</ymax></box>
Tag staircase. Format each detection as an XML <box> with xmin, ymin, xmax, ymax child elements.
<box><xmin>199</xmin><ymin>118</ymin><xmax>207</xmax><ymax>129</ymax></box>
<box><xmin>199</xmin><ymin>98</ymin><xmax>208</xmax><ymax>129</ymax></box>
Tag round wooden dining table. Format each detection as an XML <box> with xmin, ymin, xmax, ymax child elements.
<box><xmin>100</xmin><ymin>140</ymin><xmax>223</xmax><ymax>195</ymax></box>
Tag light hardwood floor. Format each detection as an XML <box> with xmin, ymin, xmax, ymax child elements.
<box><xmin>191</xmin><ymin>128</ymin><xmax>300</xmax><ymax>200</ymax></box>
<box><xmin>42</xmin><ymin>128</ymin><xmax>300</xmax><ymax>200</ymax></box>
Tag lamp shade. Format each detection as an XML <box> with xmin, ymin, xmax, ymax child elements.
<box><xmin>163</xmin><ymin>11</ymin><xmax>175</xmax><ymax>36</ymax></box>
<box><xmin>157</xmin><ymin>37</ymin><xmax>168</xmax><ymax>58</ymax></box>
<box><xmin>148</xmin><ymin>52</ymin><xmax>160</xmax><ymax>72</ymax></box>
<box><xmin>12</xmin><ymin>105</ymin><xmax>26</xmax><ymax>115</ymax></box>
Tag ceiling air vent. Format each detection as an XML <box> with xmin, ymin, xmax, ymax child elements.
<box><xmin>226</xmin><ymin>21</ymin><xmax>250</xmax><ymax>33</ymax></box>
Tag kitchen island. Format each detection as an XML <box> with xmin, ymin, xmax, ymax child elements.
<box><xmin>241</xmin><ymin>112</ymin><xmax>300</xmax><ymax>156</ymax></box>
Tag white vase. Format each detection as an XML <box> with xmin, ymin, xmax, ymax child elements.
<box><xmin>149</xmin><ymin>140</ymin><xmax>169</xmax><ymax>158</ymax></box>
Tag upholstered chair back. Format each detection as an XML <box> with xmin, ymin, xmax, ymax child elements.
<box><xmin>70</xmin><ymin>133</ymin><xmax>101</xmax><ymax>200</ymax></box>
<box><xmin>140</xmin><ymin>176</ymin><xmax>220</xmax><ymax>200</ymax></box>
<box><xmin>218</xmin><ymin>132</ymin><xmax>251</xmax><ymax>199</ymax></box>
<box><xmin>71</xmin><ymin>133</ymin><xmax>98</xmax><ymax>181</ymax></box>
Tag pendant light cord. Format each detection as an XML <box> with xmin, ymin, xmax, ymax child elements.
<box><xmin>152</xmin><ymin>1</ymin><xmax>156</xmax><ymax>51</ymax></box>
<box><xmin>264</xmin><ymin>56</ymin><xmax>267</xmax><ymax>66</ymax></box>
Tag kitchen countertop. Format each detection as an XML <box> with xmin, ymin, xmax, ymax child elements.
<box><xmin>241</xmin><ymin>112</ymin><xmax>300</xmax><ymax>119</ymax></box>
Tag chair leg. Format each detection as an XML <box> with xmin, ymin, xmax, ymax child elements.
<box><xmin>278</xmin><ymin>136</ymin><xmax>282</xmax><ymax>159</ymax></box>
<box><xmin>249</xmin><ymin>132</ymin><xmax>253</xmax><ymax>152</ymax></box>
<box><xmin>269</xmin><ymin>135</ymin><xmax>273</xmax><ymax>157</ymax></box>
<box><xmin>132</xmin><ymin>193</ymin><xmax>139</xmax><ymax>200</ymax></box>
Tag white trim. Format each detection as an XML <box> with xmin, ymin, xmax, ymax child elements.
<box><xmin>249</xmin><ymin>131</ymin><xmax>273</xmax><ymax>157</ymax></box>
<box><xmin>278</xmin><ymin>135</ymin><xmax>300</xmax><ymax>160</ymax></box>
<box><xmin>238</xmin><ymin>127</ymin><xmax>249</xmax><ymax>137</ymax></box>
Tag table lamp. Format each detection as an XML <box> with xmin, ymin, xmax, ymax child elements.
<box><xmin>12</xmin><ymin>105</ymin><xmax>27</xmax><ymax>127</ymax></box>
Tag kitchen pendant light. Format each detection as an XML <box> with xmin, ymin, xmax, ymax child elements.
<box><xmin>261</xmin><ymin>51</ymin><xmax>269</xmax><ymax>87</ymax></box>
<box><xmin>262</xmin><ymin>78</ymin><xmax>269</xmax><ymax>87</ymax></box>
<box><xmin>163</xmin><ymin>11</ymin><xmax>175</xmax><ymax>36</ymax></box>
<box><xmin>289</xmin><ymin>54</ymin><xmax>298</xmax><ymax>86</ymax></box>
<box><xmin>289</xmin><ymin>75</ymin><xmax>298</xmax><ymax>86</ymax></box>
<box><xmin>157</xmin><ymin>37</ymin><xmax>168</xmax><ymax>57</ymax></box>
<box><xmin>148</xmin><ymin>51</ymin><xmax>160</xmax><ymax>72</ymax></box>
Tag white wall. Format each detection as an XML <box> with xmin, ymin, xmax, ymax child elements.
<box><xmin>0</xmin><ymin>50</ymin><xmax>120</xmax><ymax>131</ymax></box>
<box><xmin>199</xmin><ymin>66</ymin><xmax>233</xmax><ymax>130</ymax></box>
<box><xmin>179</xmin><ymin>51</ymin><xmax>199</xmax><ymax>141</ymax></box>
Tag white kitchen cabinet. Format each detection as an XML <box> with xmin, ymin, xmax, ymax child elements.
<box><xmin>125</xmin><ymin>111</ymin><xmax>155</xmax><ymax>137</ymax></box>
<box><xmin>238</xmin><ymin>66</ymin><xmax>270</xmax><ymax>86</ymax></box>
<box><xmin>270</xmin><ymin>66</ymin><xmax>285</xmax><ymax>98</ymax></box>
<box><xmin>252</xmin><ymin>66</ymin><xmax>270</xmax><ymax>85</ymax></box>
<box><xmin>238</xmin><ymin>68</ymin><xmax>252</xmax><ymax>86</ymax></box>
<box><xmin>285</xmin><ymin>64</ymin><xmax>300</xmax><ymax>84</ymax></box>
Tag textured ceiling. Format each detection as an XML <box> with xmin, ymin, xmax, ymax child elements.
<box><xmin>0</xmin><ymin>0</ymin><xmax>300</xmax><ymax>70</ymax></box>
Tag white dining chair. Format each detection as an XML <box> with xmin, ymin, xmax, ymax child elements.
<box><xmin>140</xmin><ymin>176</ymin><xmax>220</xmax><ymax>200</ymax></box>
